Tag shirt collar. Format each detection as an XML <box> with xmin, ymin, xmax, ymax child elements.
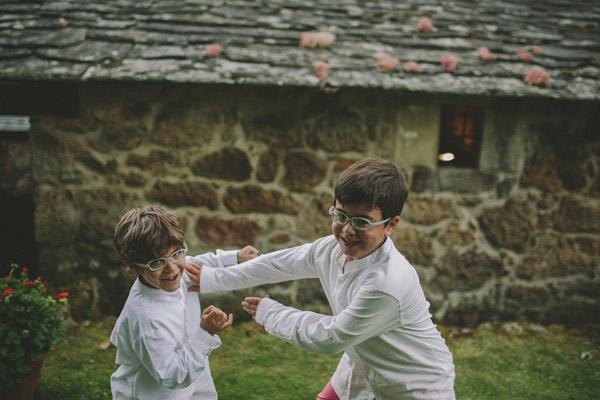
<box><xmin>337</xmin><ymin>237</ymin><xmax>391</xmax><ymax>273</ymax></box>
<box><xmin>134</xmin><ymin>276</ymin><xmax>183</xmax><ymax>297</ymax></box>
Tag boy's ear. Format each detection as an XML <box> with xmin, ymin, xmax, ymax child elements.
<box><xmin>124</xmin><ymin>262</ymin><xmax>141</xmax><ymax>276</ymax></box>
<box><xmin>384</xmin><ymin>216</ymin><xmax>401</xmax><ymax>237</ymax></box>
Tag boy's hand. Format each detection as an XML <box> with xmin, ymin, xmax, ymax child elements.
<box><xmin>200</xmin><ymin>305</ymin><xmax>233</xmax><ymax>336</ymax></box>
<box><xmin>242</xmin><ymin>295</ymin><xmax>269</xmax><ymax>320</ymax></box>
<box><xmin>237</xmin><ymin>245</ymin><xmax>260</xmax><ymax>263</ymax></box>
<box><xmin>185</xmin><ymin>262</ymin><xmax>202</xmax><ymax>292</ymax></box>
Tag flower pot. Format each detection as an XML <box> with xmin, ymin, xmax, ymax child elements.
<box><xmin>7</xmin><ymin>353</ymin><xmax>47</xmax><ymax>400</ymax></box>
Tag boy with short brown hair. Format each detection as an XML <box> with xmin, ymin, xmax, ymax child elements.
<box><xmin>195</xmin><ymin>157</ymin><xmax>455</xmax><ymax>400</ymax></box>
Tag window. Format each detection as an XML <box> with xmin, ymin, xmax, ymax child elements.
<box><xmin>437</xmin><ymin>106</ymin><xmax>484</xmax><ymax>168</ymax></box>
<box><xmin>0</xmin><ymin>115</ymin><xmax>30</xmax><ymax>132</ymax></box>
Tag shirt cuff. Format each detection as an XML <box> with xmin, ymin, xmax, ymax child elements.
<box><xmin>189</xmin><ymin>327</ymin><xmax>222</xmax><ymax>355</ymax></box>
<box><xmin>217</xmin><ymin>249</ymin><xmax>239</xmax><ymax>266</ymax></box>
<box><xmin>199</xmin><ymin>266</ymin><xmax>215</xmax><ymax>293</ymax></box>
<box><xmin>255</xmin><ymin>297</ymin><xmax>277</xmax><ymax>325</ymax></box>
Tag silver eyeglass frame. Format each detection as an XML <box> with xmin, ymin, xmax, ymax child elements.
<box><xmin>328</xmin><ymin>206</ymin><xmax>391</xmax><ymax>231</ymax></box>
<box><xmin>130</xmin><ymin>242</ymin><xmax>188</xmax><ymax>271</ymax></box>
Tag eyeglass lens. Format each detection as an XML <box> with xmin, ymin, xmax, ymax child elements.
<box><xmin>332</xmin><ymin>210</ymin><xmax>371</xmax><ymax>230</ymax></box>
<box><xmin>148</xmin><ymin>248</ymin><xmax>186</xmax><ymax>270</ymax></box>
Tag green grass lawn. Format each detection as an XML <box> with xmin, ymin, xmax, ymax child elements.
<box><xmin>33</xmin><ymin>320</ymin><xmax>599</xmax><ymax>400</ymax></box>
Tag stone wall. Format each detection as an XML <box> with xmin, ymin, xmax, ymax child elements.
<box><xmin>24</xmin><ymin>82</ymin><xmax>600</xmax><ymax>326</ymax></box>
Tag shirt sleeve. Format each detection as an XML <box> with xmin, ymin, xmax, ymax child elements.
<box><xmin>255</xmin><ymin>289</ymin><xmax>400</xmax><ymax>355</ymax></box>
<box><xmin>200</xmin><ymin>242</ymin><xmax>319</xmax><ymax>293</ymax></box>
<box><xmin>186</xmin><ymin>249</ymin><xmax>238</xmax><ymax>268</ymax></box>
<box><xmin>132</xmin><ymin>325</ymin><xmax>222</xmax><ymax>390</ymax></box>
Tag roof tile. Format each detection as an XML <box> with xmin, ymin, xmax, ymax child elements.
<box><xmin>0</xmin><ymin>0</ymin><xmax>598</xmax><ymax>100</ymax></box>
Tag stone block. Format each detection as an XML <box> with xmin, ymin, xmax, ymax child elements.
<box><xmin>149</xmin><ymin>181</ymin><xmax>218</xmax><ymax>210</ymax></box>
<box><xmin>307</xmin><ymin>110</ymin><xmax>367</xmax><ymax>152</ymax></box>
<box><xmin>334</xmin><ymin>158</ymin><xmax>359</xmax><ymax>173</ymax></box>
<box><xmin>517</xmin><ymin>241</ymin><xmax>589</xmax><ymax>280</ymax></box>
<box><xmin>126</xmin><ymin>151</ymin><xmax>181</xmax><ymax>171</ymax></box>
<box><xmin>242</xmin><ymin>113</ymin><xmax>304</xmax><ymax>147</ymax></box>
<box><xmin>564</xmin><ymin>280</ymin><xmax>600</xmax><ymax>299</ymax></box>
<box><xmin>403</xmin><ymin>195</ymin><xmax>453</xmax><ymax>225</ymax></box>
<box><xmin>191</xmin><ymin>148</ymin><xmax>252</xmax><ymax>181</ymax></box>
<box><xmin>440</xmin><ymin>223</ymin><xmax>475</xmax><ymax>246</ymax></box>
<box><xmin>153</xmin><ymin>98</ymin><xmax>220</xmax><ymax>147</ymax></box>
<box><xmin>256</xmin><ymin>152</ymin><xmax>279</xmax><ymax>182</ymax></box>
<box><xmin>521</xmin><ymin>146</ymin><xmax>562</xmax><ymax>192</ymax></box>
<box><xmin>556</xmin><ymin>197</ymin><xmax>600</xmax><ymax>233</ymax></box>
<box><xmin>437</xmin><ymin>168</ymin><xmax>498</xmax><ymax>193</ymax></box>
<box><xmin>294</xmin><ymin>193</ymin><xmax>333</xmax><ymax>240</ymax></box>
<box><xmin>34</xmin><ymin>189</ymin><xmax>80</xmax><ymax>245</ymax></box>
<box><xmin>392</xmin><ymin>227</ymin><xmax>434</xmax><ymax>265</ymax></box>
<box><xmin>504</xmin><ymin>285</ymin><xmax>550</xmax><ymax>308</ymax></box>
<box><xmin>282</xmin><ymin>152</ymin><xmax>327</xmax><ymax>192</ymax></box>
<box><xmin>438</xmin><ymin>249</ymin><xmax>502</xmax><ymax>292</ymax></box>
<box><xmin>410</xmin><ymin>167</ymin><xmax>439</xmax><ymax>193</ymax></box>
<box><xmin>195</xmin><ymin>216</ymin><xmax>260</xmax><ymax>247</ymax></box>
<box><xmin>30</xmin><ymin>128</ymin><xmax>89</xmax><ymax>184</ymax></box>
<box><xmin>224</xmin><ymin>185</ymin><xmax>300</xmax><ymax>214</ymax></box>
<box><xmin>77</xmin><ymin>188</ymin><xmax>141</xmax><ymax>242</ymax></box>
<box><xmin>479</xmin><ymin>198</ymin><xmax>535</xmax><ymax>253</ymax></box>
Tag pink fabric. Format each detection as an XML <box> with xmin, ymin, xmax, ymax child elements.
<box><xmin>316</xmin><ymin>380</ymin><xmax>340</xmax><ymax>400</ymax></box>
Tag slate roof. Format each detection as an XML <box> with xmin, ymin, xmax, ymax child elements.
<box><xmin>1</xmin><ymin>0</ymin><xmax>599</xmax><ymax>101</ymax></box>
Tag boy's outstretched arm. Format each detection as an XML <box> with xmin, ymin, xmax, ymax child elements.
<box><xmin>200</xmin><ymin>305</ymin><xmax>234</xmax><ymax>336</ymax></box>
<box><xmin>185</xmin><ymin>245</ymin><xmax>260</xmax><ymax>292</ymax></box>
<box><xmin>242</xmin><ymin>290</ymin><xmax>400</xmax><ymax>355</ymax></box>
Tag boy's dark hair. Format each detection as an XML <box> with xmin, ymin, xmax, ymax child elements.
<box><xmin>334</xmin><ymin>157</ymin><xmax>408</xmax><ymax>220</ymax></box>
<box><xmin>114</xmin><ymin>206</ymin><xmax>185</xmax><ymax>269</ymax></box>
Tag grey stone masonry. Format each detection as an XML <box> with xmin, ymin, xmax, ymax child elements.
<box><xmin>16</xmin><ymin>82</ymin><xmax>600</xmax><ymax>326</ymax></box>
<box><xmin>0</xmin><ymin>0</ymin><xmax>599</xmax><ymax>100</ymax></box>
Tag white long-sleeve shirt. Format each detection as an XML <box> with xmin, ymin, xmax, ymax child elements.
<box><xmin>200</xmin><ymin>236</ymin><xmax>455</xmax><ymax>400</ymax></box>
<box><xmin>110</xmin><ymin>249</ymin><xmax>237</xmax><ymax>400</ymax></box>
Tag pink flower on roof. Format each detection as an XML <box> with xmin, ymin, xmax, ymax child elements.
<box><xmin>418</xmin><ymin>18</ymin><xmax>433</xmax><ymax>33</ymax></box>
<box><xmin>300</xmin><ymin>32</ymin><xmax>335</xmax><ymax>48</ymax></box>
<box><xmin>315</xmin><ymin>32</ymin><xmax>335</xmax><ymax>47</ymax></box>
<box><xmin>404</xmin><ymin>61</ymin><xmax>422</xmax><ymax>73</ymax></box>
<box><xmin>374</xmin><ymin>52</ymin><xmax>398</xmax><ymax>72</ymax></box>
<box><xmin>374</xmin><ymin>53</ymin><xmax>388</xmax><ymax>63</ymax></box>
<box><xmin>313</xmin><ymin>60</ymin><xmax>331</xmax><ymax>81</ymax></box>
<box><xmin>477</xmin><ymin>46</ymin><xmax>497</xmax><ymax>62</ymax></box>
<box><xmin>517</xmin><ymin>49</ymin><xmax>532</xmax><ymax>62</ymax></box>
<box><xmin>531</xmin><ymin>45</ymin><xmax>543</xmax><ymax>55</ymax></box>
<box><xmin>441</xmin><ymin>53</ymin><xmax>459</xmax><ymax>72</ymax></box>
<box><xmin>524</xmin><ymin>68</ymin><xmax>550</xmax><ymax>87</ymax></box>
<box><xmin>300</xmin><ymin>32</ymin><xmax>317</xmax><ymax>48</ymax></box>
<box><xmin>205</xmin><ymin>43</ymin><xmax>222</xmax><ymax>58</ymax></box>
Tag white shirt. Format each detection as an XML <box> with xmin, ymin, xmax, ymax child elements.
<box><xmin>201</xmin><ymin>236</ymin><xmax>455</xmax><ymax>400</ymax></box>
<box><xmin>110</xmin><ymin>250</ymin><xmax>238</xmax><ymax>400</ymax></box>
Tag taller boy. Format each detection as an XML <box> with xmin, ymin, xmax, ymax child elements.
<box><xmin>193</xmin><ymin>157</ymin><xmax>455</xmax><ymax>400</ymax></box>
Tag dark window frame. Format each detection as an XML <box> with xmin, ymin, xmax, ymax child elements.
<box><xmin>437</xmin><ymin>105</ymin><xmax>485</xmax><ymax>168</ymax></box>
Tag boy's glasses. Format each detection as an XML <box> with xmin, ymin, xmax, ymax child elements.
<box><xmin>328</xmin><ymin>206</ymin><xmax>391</xmax><ymax>231</ymax></box>
<box><xmin>131</xmin><ymin>243</ymin><xmax>188</xmax><ymax>271</ymax></box>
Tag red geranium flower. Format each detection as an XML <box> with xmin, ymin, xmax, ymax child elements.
<box><xmin>57</xmin><ymin>291</ymin><xmax>69</xmax><ymax>298</ymax></box>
